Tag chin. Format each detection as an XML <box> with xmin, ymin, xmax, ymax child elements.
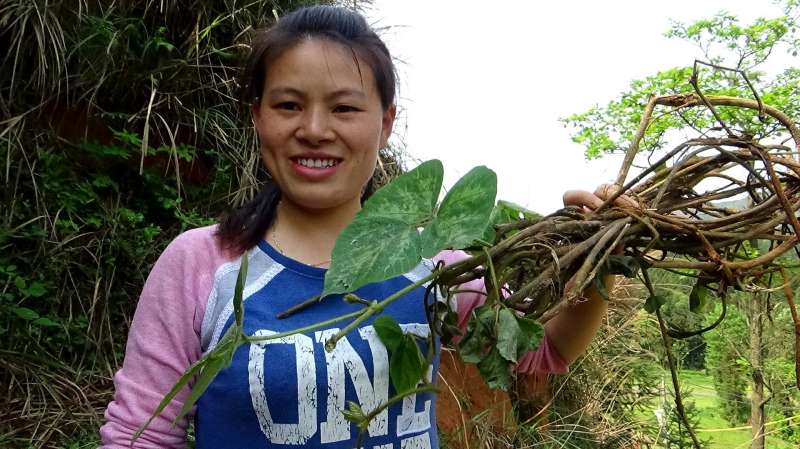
<box><xmin>285</xmin><ymin>191</ymin><xmax>356</xmax><ymax>212</ymax></box>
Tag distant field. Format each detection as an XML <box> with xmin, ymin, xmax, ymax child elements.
<box><xmin>644</xmin><ymin>369</ymin><xmax>796</xmax><ymax>449</ymax></box>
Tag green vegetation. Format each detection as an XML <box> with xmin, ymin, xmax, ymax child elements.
<box><xmin>663</xmin><ymin>370</ymin><xmax>795</xmax><ymax>449</ymax></box>
<box><xmin>0</xmin><ymin>1</ymin><xmax>329</xmax><ymax>446</ymax></box>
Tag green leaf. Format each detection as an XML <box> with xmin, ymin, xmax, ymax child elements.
<box><xmin>134</xmin><ymin>353</ymin><xmax>210</xmax><ymax>441</ymax></box>
<box><xmin>32</xmin><ymin>317</ymin><xmax>60</xmax><ymax>327</ymax></box>
<box><xmin>495</xmin><ymin>308</ymin><xmax>522</xmax><ymax>362</ymax></box>
<box><xmin>233</xmin><ymin>254</ymin><xmax>248</xmax><ymax>328</ymax></box>
<box><xmin>174</xmin><ymin>353</ymin><xmax>227</xmax><ymax>423</ymax></box>
<box><xmin>174</xmin><ymin>325</ymin><xmax>240</xmax><ymax>424</ymax></box>
<box><xmin>498</xmin><ymin>200</ymin><xmax>540</xmax><ymax>220</ymax></box>
<box><xmin>495</xmin><ymin>308</ymin><xmax>545</xmax><ymax>362</ymax></box>
<box><xmin>11</xmin><ymin>306</ymin><xmax>39</xmax><ymax>321</ymax></box>
<box><xmin>480</xmin><ymin>200</ymin><xmax>541</xmax><ymax>242</ymax></box>
<box><xmin>390</xmin><ymin>334</ymin><xmax>425</xmax><ymax>394</ymax></box>
<box><xmin>134</xmin><ymin>325</ymin><xmax>242</xmax><ymax>443</ymax></box>
<box><xmin>644</xmin><ymin>294</ymin><xmax>667</xmax><ymax>314</ymax></box>
<box><xmin>323</xmin><ymin>217</ymin><xmax>421</xmax><ymax>297</ymax></box>
<box><xmin>477</xmin><ymin>347</ymin><xmax>512</xmax><ymax>390</ymax></box>
<box><xmin>92</xmin><ymin>175</ymin><xmax>117</xmax><ymax>189</ymax></box>
<box><xmin>458</xmin><ymin>306</ymin><xmax>494</xmax><ymax>363</ymax></box>
<box><xmin>421</xmin><ymin>166</ymin><xmax>497</xmax><ymax>257</ymax></box>
<box><xmin>360</xmin><ymin>159</ymin><xmax>443</xmax><ymax>224</ymax></box>
<box><xmin>689</xmin><ymin>280</ymin><xmax>713</xmax><ymax>313</ymax></box>
<box><xmin>323</xmin><ymin>160</ymin><xmax>445</xmax><ymax>297</ymax></box>
<box><xmin>458</xmin><ymin>325</ymin><xmax>484</xmax><ymax>364</ymax></box>
<box><xmin>516</xmin><ymin>316</ymin><xmax>544</xmax><ymax>354</ymax></box>
<box><xmin>373</xmin><ymin>315</ymin><xmax>404</xmax><ymax>352</ymax></box>
<box><xmin>480</xmin><ymin>205</ymin><xmax>504</xmax><ymax>243</ymax></box>
<box><xmin>24</xmin><ymin>282</ymin><xmax>47</xmax><ymax>298</ymax></box>
<box><xmin>341</xmin><ymin>401</ymin><xmax>368</xmax><ymax>431</ymax></box>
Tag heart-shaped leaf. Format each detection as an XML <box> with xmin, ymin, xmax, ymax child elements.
<box><xmin>360</xmin><ymin>159</ymin><xmax>443</xmax><ymax>224</ymax></box>
<box><xmin>324</xmin><ymin>161</ymin><xmax>497</xmax><ymax>297</ymax></box>
<box><xmin>495</xmin><ymin>308</ymin><xmax>545</xmax><ymax>363</ymax></box>
<box><xmin>323</xmin><ymin>161</ymin><xmax>444</xmax><ymax>297</ymax></box>
<box><xmin>421</xmin><ymin>166</ymin><xmax>497</xmax><ymax>257</ymax></box>
<box><xmin>323</xmin><ymin>217</ymin><xmax>421</xmax><ymax>297</ymax></box>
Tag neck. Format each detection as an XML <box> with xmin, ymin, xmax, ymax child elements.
<box><xmin>267</xmin><ymin>198</ymin><xmax>361</xmax><ymax>266</ymax></box>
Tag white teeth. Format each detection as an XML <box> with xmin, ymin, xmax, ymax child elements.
<box><xmin>297</xmin><ymin>158</ymin><xmax>338</xmax><ymax>168</ymax></box>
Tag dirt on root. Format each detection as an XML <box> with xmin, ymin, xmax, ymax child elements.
<box><xmin>436</xmin><ymin>348</ymin><xmax>551</xmax><ymax>448</ymax></box>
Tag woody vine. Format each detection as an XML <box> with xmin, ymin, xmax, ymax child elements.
<box><xmin>136</xmin><ymin>62</ymin><xmax>800</xmax><ymax>448</ymax></box>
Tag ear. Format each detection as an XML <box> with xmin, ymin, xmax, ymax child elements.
<box><xmin>379</xmin><ymin>104</ymin><xmax>397</xmax><ymax>148</ymax></box>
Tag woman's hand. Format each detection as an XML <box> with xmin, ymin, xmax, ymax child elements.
<box><xmin>562</xmin><ymin>183</ymin><xmax>637</xmax><ymax>212</ymax></box>
<box><xmin>543</xmin><ymin>184</ymin><xmax>635</xmax><ymax>365</ymax></box>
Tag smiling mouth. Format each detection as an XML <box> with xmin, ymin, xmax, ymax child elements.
<box><xmin>291</xmin><ymin>157</ymin><xmax>342</xmax><ymax>169</ymax></box>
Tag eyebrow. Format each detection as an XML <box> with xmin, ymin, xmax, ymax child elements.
<box><xmin>328</xmin><ymin>88</ymin><xmax>367</xmax><ymax>101</ymax></box>
<box><xmin>266</xmin><ymin>87</ymin><xmax>367</xmax><ymax>101</ymax></box>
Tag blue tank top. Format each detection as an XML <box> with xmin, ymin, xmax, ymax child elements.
<box><xmin>195</xmin><ymin>240</ymin><xmax>440</xmax><ymax>449</ymax></box>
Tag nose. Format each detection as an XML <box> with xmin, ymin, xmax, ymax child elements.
<box><xmin>296</xmin><ymin>106</ymin><xmax>335</xmax><ymax>146</ymax></box>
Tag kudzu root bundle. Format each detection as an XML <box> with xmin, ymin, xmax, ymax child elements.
<box><xmin>434</xmin><ymin>93</ymin><xmax>800</xmax><ymax>373</ymax></box>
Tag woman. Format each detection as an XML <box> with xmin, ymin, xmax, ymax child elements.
<box><xmin>100</xmin><ymin>5</ymin><xmax>615</xmax><ymax>448</ymax></box>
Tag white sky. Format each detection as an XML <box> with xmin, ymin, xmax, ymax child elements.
<box><xmin>364</xmin><ymin>0</ymin><xmax>794</xmax><ymax>213</ymax></box>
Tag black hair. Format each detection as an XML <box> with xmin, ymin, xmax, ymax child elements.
<box><xmin>216</xmin><ymin>5</ymin><xmax>396</xmax><ymax>254</ymax></box>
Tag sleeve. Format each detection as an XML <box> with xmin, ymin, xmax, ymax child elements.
<box><xmin>99</xmin><ymin>230</ymin><xmax>217</xmax><ymax>448</ymax></box>
<box><xmin>432</xmin><ymin>250</ymin><xmax>569</xmax><ymax>375</ymax></box>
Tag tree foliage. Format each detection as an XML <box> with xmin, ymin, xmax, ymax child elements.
<box><xmin>563</xmin><ymin>2</ymin><xmax>800</xmax><ymax>159</ymax></box>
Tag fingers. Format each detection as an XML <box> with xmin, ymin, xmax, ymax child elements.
<box><xmin>563</xmin><ymin>190</ymin><xmax>604</xmax><ymax>210</ymax></box>
<box><xmin>594</xmin><ymin>184</ymin><xmax>638</xmax><ymax>208</ymax></box>
<box><xmin>563</xmin><ymin>184</ymin><xmax>638</xmax><ymax>210</ymax></box>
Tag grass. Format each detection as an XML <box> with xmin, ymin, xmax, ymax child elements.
<box><xmin>645</xmin><ymin>369</ymin><xmax>797</xmax><ymax>449</ymax></box>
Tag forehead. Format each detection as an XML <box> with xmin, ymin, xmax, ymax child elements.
<box><xmin>264</xmin><ymin>38</ymin><xmax>377</xmax><ymax>96</ymax></box>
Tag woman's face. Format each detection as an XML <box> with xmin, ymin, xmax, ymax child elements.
<box><xmin>252</xmin><ymin>38</ymin><xmax>395</xmax><ymax>212</ymax></box>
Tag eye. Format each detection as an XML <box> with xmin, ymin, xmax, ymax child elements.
<box><xmin>274</xmin><ymin>102</ymin><xmax>301</xmax><ymax>111</ymax></box>
<box><xmin>333</xmin><ymin>104</ymin><xmax>360</xmax><ymax>113</ymax></box>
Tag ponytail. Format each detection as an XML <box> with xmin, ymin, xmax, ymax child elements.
<box><xmin>216</xmin><ymin>181</ymin><xmax>282</xmax><ymax>254</ymax></box>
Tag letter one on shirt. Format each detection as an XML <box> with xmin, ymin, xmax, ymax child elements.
<box><xmin>247</xmin><ymin>325</ymin><xmax>433</xmax><ymax>447</ymax></box>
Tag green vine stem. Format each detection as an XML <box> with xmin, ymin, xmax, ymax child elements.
<box><xmin>352</xmin><ymin>385</ymin><xmax>438</xmax><ymax>449</ymax></box>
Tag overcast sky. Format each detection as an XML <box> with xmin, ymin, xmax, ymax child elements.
<box><xmin>364</xmin><ymin>0</ymin><xmax>793</xmax><ymax>213</ymax></box>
